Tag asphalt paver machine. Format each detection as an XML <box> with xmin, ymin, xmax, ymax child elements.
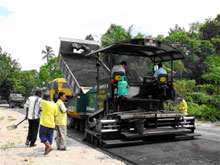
<box><xmin>58</xmin><ymin>37</ymin><xmax>199</xmax><ymax>147</ymax></box>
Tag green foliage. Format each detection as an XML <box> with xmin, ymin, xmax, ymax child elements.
<box><xmin>0</xmin><ymin>47</ymin><xmax>40</xmax><ymax>99</ymax></box>
<box><xmin>0</xmin><ymin>47</ymin><xmax>21</xmax><ymax>102</ymax></box>
<box><xmin>172</xmin><ymin>78</ymin><xmax>220</xmax><ymax>121</ymax></box>
<box><xmin>173</xmin><ymin>60</ymin><xmax>186</xmax><ymax>74</ymax></box>
<box><xmin>18</xmin><ymin>70</ymin><xmax>40</xmax><ymax>97</ymax></box>
<box><xmin>101</xmin><ymin>24</ymin><xmax>133</xmax><ymax>47</ymax></box>
<box><xmin>200</xmin><ymin>105</ymin><xmax>220</xmax><ymax>121</ymax></box>
<box><xmin>38</xmin><ymin>57</ymin><xmax>63</xmax><ymax>87</ymax></box>
<box><xmin>174</xmin><ymin>79</ymin><xmax>196</xmax><ymax>96</ymax></box>
<box><xmin>202</xmin><ymin>59</ymin><xmax>220</xmax><ymax>84</ymax></box>
<box><xmin>159</xmin><ymin>24</ymin><xmax>217</xmax><ymax>82</ymax></box>
<box><xmin>41</xmin><ymin>45</ymin><xmax>55</xmax><ymax>63</ymax></box>
<box><xmin>101</xmin><ymin>24</ymin><xmax>151</xmax><ymax>78</ymax></box>
<box><xmin>0</xmin><ymin>116</ymin><xmax>4</xmax><ymax>121</ymax></box>
<box><xmin>187</xmin><ymin>103</ymin><xmax>205</xmax><ymax>118</ymax></box>
<box><xmin>162</xmin><ymin>15</ymin><xmax>220</xmax><ymax>121</ymax></box>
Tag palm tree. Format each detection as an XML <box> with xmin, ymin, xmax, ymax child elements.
<box><xmin>85</xmin><ymin>34</ymin><xmax>94</xmax><ymax>40</ymax></box>
<box><xmin>41</xmin><ymin>46</ymin><xmax>55</xmax><ymax>63</ymax></box>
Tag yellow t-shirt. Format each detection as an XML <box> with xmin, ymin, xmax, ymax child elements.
<box><xmin>40</xmin><ymin>100</ymin><xmax>58</xmax><ymax>128</ymax></box>
<box><xmin>180</xmin><ymin>99</ymin><xmax>188</xmax><ymax>115</ymax></box>
<box><xmin>55</xmin><ymin>99</ymin><xmax>67</xmax><ymax>126</ymax></box>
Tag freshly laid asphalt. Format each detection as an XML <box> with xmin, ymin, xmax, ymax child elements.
<box><xmin>68</xmin><ymin>124</ymin><xmax>220</xmax><ymax>165</ymax></box>
<box><xmin>68</xmin><ymin>116</ymin><xmax>220</xmax><ymax>165</ymax></box>
<box><xmin>3</xmin><ymin>104</ymin><xmax>220</xmax><ymax>165</ymax></box>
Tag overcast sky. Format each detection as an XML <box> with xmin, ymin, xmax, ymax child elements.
<box><xmin>0</xmin><ymin>0</ymin><xmax>219</xmax><ymax>71</ymax></box>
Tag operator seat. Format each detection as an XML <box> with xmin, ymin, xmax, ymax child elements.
<box><xmin>139</xmin><ymin>76</ymin><xmax>155</xmax><ymax>98</ymax></box>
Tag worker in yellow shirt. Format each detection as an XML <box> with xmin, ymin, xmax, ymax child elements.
<box><xmin>39</xmin><ymin>94</ymin><xmax>58</xmax><ymax>155</ymax></box>
<box><xmin>177</xmin><ymin>95</ymin><xmax>188</xmax><ymax>115</ymax></box>
<box><xmin>55</xmin><ymin>92</ymin><xmax>69</xmax><ymax>150</ymax></box>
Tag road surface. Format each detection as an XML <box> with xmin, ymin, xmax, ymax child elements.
<box><xmin>8</xmin><ymin>105</ymin><xmax>220</xmax><ymax>165</ymax></box>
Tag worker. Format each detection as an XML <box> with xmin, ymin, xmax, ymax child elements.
<box><xmin>153</xmin><ymin>63</ymin><xmax>167</xmax><ymax>78</ymax></box>
<box><xmin>177</xmin><ymin>95</ymin><xmax>188</xmax><ymax>115</ymax></box>
<box><xmin>24</xmin><ymin>88</ymin><xmax>42</xmax><ymax>147</ymax></box>
<box><xmin>111</xmin><ymin>60</ymin><xmax>127</xmax><ymax>77</ymax></box>
<box><xmin>111</xmin><ymin>60</ymin><xmax>127</xmax><ymax>93</ymax></box>
<box><xmin>55</xmin><ymin>92</ymin><xmax>69</xmax><ymax>150</ymax></box>
<box><xmin>39</xmin><ymin>94</ymin><xmax>58</xmax><ymax>155</ymax></box>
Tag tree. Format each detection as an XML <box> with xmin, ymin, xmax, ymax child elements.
<box><xmin>158</xmin><ymin>24</ymin><xmax>215</xmax><ymax>82</ymax></box>
<box><xmin>101</xmin><ymin>24</ymin><xmax>134</xmax><ymax>47</ymax></box>
<box><xmin>101</xmin><ymin>24</ymin><xmax>144</xmax><ymax>67</ymax></box>
<box><xmin>0</xmin><ymin>47</ymin><xmax>21</xmax><ymax>102</ymax></box>
<box><xmin>169</xmin><ymin>24</ymin><xmax>185</xmax><ymax>34</ymax></box>
<box><xmin>85</xmin><ymin>34</ymin><xmax>94</xmax><ymax>40</ymax></box>
<box><xmin>41</xmin><ymin>46</ymin><xmax>55</xmax><ymax>63</ymax></box>
<box><xmin>159</xmin><ymin>14</ymin><xmax>220</xmax><ymax>121</ymax></box>
<box><xmin>38</xmin><ymin>57</ymin><xmax>63</xmax><ymax>87</ymax></box>
<box><xmin>18</xmin><ymin>70</ymin><xmax>40</xmax><ymax>97</ymax></box>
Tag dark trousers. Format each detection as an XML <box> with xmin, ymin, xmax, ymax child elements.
<box><xmin>39</xmin><ymin>125</ymin><xmax>54</xmax><ymax>144</ymax></box>
<box><xmin>26</xmin><ymin>118</ymin><xmax>40</xmax><ymax>146</ymax></box>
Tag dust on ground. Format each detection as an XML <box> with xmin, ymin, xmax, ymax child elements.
<box><xmin>0</xmin><ymin>106</ymin><xmax>125</xmax><ymax>165</ymax></box>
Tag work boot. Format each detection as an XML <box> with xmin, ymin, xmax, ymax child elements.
<box><xmin>44</xmin><ymin>141</ymin><xmax>52</xmax><ymax>155</ymax></box>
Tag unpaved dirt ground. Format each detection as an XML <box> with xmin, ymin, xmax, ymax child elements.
<box><xmin>0</xmin><ymin>105</ymin><xmax>125</xmax><ymax>165</ymax></box>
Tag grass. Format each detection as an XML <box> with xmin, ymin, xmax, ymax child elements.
<box><xmin>0</xmin><ymin>116</ymin><xmax>4</xmax><ymax>121</ymax></box>
<box><xmin>8</xmin><ymin>118</ymin><xmax>16</xmax><ymax>122</ymax></box>
<box><xmin>7</xmin><ymin>116</ymin><xmax>16</xmax><ymax>122</ymax></box>
<box><xmin>0</xmin><ymin>141</ymin><xmax>16</xmax><ymax>151</ymax></box>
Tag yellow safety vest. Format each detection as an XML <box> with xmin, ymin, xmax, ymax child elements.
<box><xmin>180</xmin><ymin>99</ymin><xmax>188</xmax><ymax>115</ymax></box>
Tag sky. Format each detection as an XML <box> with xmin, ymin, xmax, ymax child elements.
<box><xmin>0</xmin><ymin>0</ymin><xmax>219</xmax><ymax>71</ymax></box>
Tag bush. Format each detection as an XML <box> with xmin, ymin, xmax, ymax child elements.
<box><xmin>188</xmin><ymin>103</ymin><xmax>220</xmax><ymax>121</ymax></box>
<box><xmin>188</xmin><ymin>103</ymin><xmax>204</xmax><ymax>118</ymax></box>
<box><xmin>200</xmin><ymin>105</ymin><xmax>220</xmax><ymax>122</ymax></box>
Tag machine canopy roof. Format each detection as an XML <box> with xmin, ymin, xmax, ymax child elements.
<box><xmin>86</xmin><ymin>39</ymin><xmax>185</xmax><ymax>63</ymax></box>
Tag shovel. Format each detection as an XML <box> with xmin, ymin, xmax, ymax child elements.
<box><xmin>7</xmin><ymin>118</ymin><xmax>26</xmax><ymax>131</ymax></box>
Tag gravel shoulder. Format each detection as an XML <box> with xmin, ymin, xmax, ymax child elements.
<box><xmin>0</xmin><ymin>105</ymin><xmax>125</xmax><ymax>165</ymax></box>
<box><xmin>195</xmin><ymin>120</ymin><xmax>220</xmax><ymax>143</ymax></box>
